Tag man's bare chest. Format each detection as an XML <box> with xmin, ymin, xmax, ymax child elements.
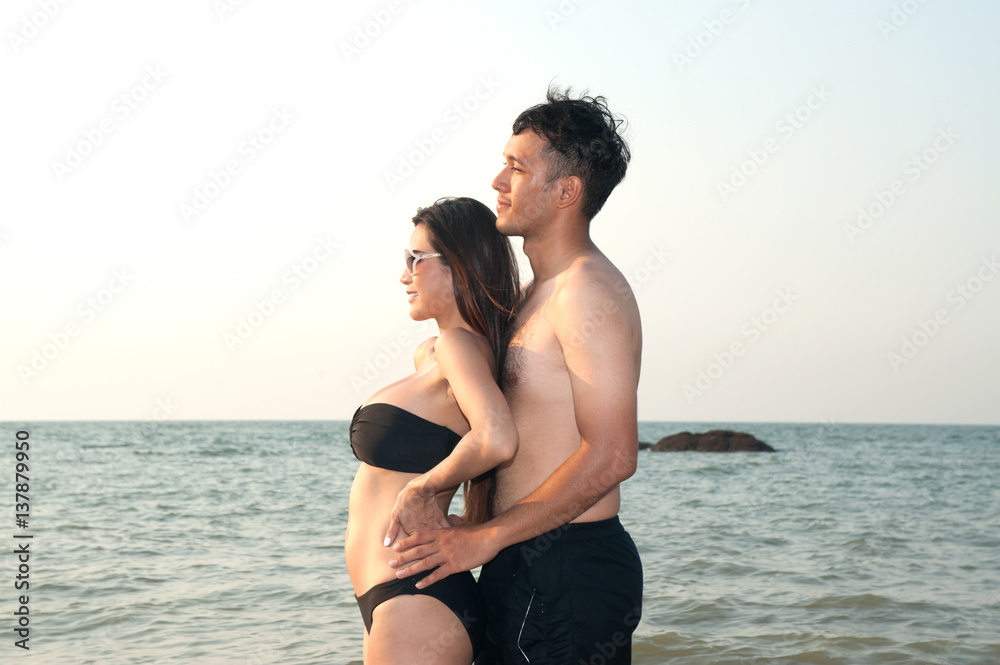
<box><xmin>504</xmin><ymin>301</ymin><xmax>566</xmax><ymax>390</ymax></box>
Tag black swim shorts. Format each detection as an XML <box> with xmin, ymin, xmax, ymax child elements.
<box><xmin>476</xmin><ymin>516</ymin><xmax>642</xmax><ymax>665</ymax></box>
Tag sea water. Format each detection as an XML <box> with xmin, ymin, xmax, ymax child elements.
<box><xmin>1</xmin><ymin>420</ymin><xmax>997</xmax><ymax>664</ymax></box>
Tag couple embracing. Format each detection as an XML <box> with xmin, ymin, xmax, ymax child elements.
<box><xmin>345</xmin><ymin>87</ymin><xmax>643</xmax><ymax>665</ymax></box>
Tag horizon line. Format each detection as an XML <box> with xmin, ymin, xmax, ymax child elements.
<box><xmin>2</xmin><ymin>419</ymin><xmax>998</xmax><ymax>427</ymax></box>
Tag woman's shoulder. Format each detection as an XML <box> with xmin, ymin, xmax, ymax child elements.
<box><xmin>413</xmin><ymin>331</ymin><xmax>489</xmax><ymax>370</ymax></box>
<box><xmin>434</xmin><ymin>328</ymin><xmax>492</xmax><ymax>364</ymax></box>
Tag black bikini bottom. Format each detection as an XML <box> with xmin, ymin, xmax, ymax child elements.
<box><xmin>354</xmin><ymin>567</ymin><xmax>486</xmax><ymax>657</ymax></box>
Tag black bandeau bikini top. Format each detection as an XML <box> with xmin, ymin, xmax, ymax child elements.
<box><xmin>350</xmin><ymin>402</ymin><xmax>463</xmax><ymax>473</ymax></box>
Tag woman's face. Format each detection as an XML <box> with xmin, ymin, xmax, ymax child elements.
<box><xmin>400</xmin><ymin>224</ymin><xmax>455</xmax><ymax>322</ymax></box>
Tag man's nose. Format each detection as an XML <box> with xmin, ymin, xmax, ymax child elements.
<box><xmin>491</xmin><ymin>169</ymin><xmax>509</xmax><ymax>192</ymax></box>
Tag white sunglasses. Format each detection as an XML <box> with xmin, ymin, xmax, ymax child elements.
<box><xmin>404</xmin><ymin>247</ymin><xmax>442</xmax><ymax>276</ymax></box>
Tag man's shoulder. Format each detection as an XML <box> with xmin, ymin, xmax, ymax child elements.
<box><xmin>551</xmin><ymin>252</ymin><xmax>635</xmax><ymax>313</ymax></box>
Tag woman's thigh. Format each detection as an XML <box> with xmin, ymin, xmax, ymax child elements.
<box><xmin>368</xmin><ymin>594</ymin><xmax>473</xmax><ymax>665</ymax></box>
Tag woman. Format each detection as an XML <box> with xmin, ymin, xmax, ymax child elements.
<box><xmin>346</xmin><ymin>197</ymin><xmax>520</xmax><ymax>664</ymax></box>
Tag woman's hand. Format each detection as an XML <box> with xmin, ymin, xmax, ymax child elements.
<box><xmin>384</xmin><ymin>480</ymin><xmax>450</xmax><ymax>547</ymax></box>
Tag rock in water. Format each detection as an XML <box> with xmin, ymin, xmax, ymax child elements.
<box><xmin>652</xmin><ymin>430</ymin><xmax>775</xmax><ymax>452</ymax></box>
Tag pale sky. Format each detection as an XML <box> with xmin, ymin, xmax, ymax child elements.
<box><xmin>3</xmin><ymin>0</ymin><xmax>998</xmax><ymax>424</ymax></box>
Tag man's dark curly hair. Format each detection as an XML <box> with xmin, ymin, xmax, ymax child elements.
<box><xmin>511</xmin><ymin>86</ymin><xmax>630</xmax><ymax>222</ymax></box>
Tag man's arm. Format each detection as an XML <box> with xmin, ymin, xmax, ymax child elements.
<box><xmin>390</xmin><ymin>270</ymin><xmax>640</xmax><ymax>587</ymax></box>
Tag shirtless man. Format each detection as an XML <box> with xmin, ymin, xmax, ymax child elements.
<box><xmin>388</xmin><ymin>88</ymin><xmax>643</xmax><ymax>664</ymax></box>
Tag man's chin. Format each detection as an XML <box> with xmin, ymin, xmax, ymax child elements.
<box><xmin>495</xmin><ymin>216</ymin><xmax>521</xmax><ymax>237</ymax></box>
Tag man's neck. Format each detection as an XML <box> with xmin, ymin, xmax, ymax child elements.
<box><xmin>522</xmin><ymin>222</ymin><xmax>596</xmax><ymax>283</ymax></box>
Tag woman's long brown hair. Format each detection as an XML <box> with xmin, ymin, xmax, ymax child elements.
<box><xmin>412</xmin><ymin>197</ymin><xmax>520</xmax><ymax>523</ymax></box>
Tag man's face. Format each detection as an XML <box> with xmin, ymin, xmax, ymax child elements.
<box><xmin>491</xmin><ymin>130</ymin><xmax>558</xmax><ymax>237</ymax></box>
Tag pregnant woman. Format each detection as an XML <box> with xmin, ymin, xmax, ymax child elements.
<box><xmin>346</xmin><ymin>197</ymin><xmax>521</xmax><ymax>664</ymax></box>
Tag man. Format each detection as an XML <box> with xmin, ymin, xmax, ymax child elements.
<box><xmin>388</xmin><ymin>87</ymin><xmax>643</xmax><ymax>664</ymax></box>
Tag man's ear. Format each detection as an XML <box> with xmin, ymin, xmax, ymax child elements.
<box><xmin>554</xmin><ymin>175</ymin><xmax>583</xmax><ymax>210</ymax></box>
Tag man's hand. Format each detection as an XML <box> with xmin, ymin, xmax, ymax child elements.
<box><xmin>384</xmin><ymin>481</ymin><xmax>451</xmax><ymax>547</ymax></box>
<box><xmin>388</xmin><ymin>521</ymin><xmax>500</xmax><ymax>589</ymax></box>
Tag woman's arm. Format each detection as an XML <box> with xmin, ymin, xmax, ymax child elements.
<box><xmin>383</xmin><ymin>328</ymin><xmax>518</xmax><ymax>546</ymax></box>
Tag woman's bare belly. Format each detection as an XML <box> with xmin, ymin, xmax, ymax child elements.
<box><xmin>345</xmin><ymin>464</ymin><xmax>453</xmax><ymax>596</ymax></box>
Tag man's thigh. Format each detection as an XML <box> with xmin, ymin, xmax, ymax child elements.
<box><xmin>476</xmin><ymin>522</ymin><xmax>642</xmax><ymax>665</ymax></box>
